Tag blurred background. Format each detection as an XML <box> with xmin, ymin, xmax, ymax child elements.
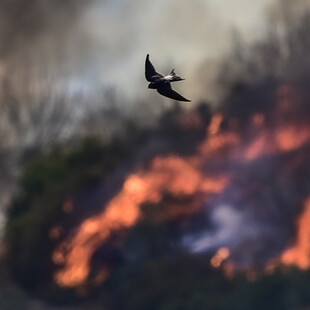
<box><xmin>1</xmin><ymin>0</ymin><xmax>310</xmax><ymax>309</ymax></box>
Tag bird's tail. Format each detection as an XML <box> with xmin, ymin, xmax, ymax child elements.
<box><xmin>169</xmin><ymin>69</ymin><xmax>185</xmax><ymax>81</ymax></box>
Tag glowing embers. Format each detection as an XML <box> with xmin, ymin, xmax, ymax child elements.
<box><xmin>281</xmin><ymin>197</ymin><xmax>310</xmax><ymax>270</ymax></box>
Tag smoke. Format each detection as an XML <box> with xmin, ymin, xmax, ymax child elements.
<box><xmin>189</xmin><ymin>204</ymin><xmax>248</xmax><ymax>252</ymax></box>
<box><xmin>60</xmin><ymin>0</ymin><xmax>282</xmax><ymax>103</ymax></box>
<box><xmin>0</xmin><ymin>0</ymin><xmax>89</xmax><ymax>163</ymax></box>
<box><xmin>217</xmin><ymin>0</ymin><xmax>310</xmax><ymax>96</ymax></box>
<box><xmin>0</xmin><ymin>0</ymin><xmax>289</xmax><ymax>211</ymax></box>
<box><xmin>0</xmin><ymin>0</ymin><xmax>94</xmax><ymax>97</ymax></box>
<box><xmin>1</xmin><ymin>0</ymin><xmax>309</xmax><ymax>127</ymax></box>
<box><xmin>0</xmin><ymin>0</ymin><xmax>283</xmax><ymax>102</ymax></box>
<box><xmin>187</xmin><ymin>202</ymin><xmax>284</xmax><ymax>269</ymax></box>
<box><xmin>1</xmin><ymin>0</ymin><xmax>310</xmax><ymax>102</ymax></box>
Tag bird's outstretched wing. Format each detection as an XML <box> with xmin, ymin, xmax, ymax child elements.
<box><xmin>145</xmin><ymin>54</ymin><xmax>163</xmax><ymax>82</ymax></box>
<box><xmin>157</xmin><ymin>81</ymin><xmax>191</xmax><ymax>102</ymax></box>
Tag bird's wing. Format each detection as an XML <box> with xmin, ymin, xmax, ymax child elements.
<box><xmin>145</xmin><ymin>54</ymin><xmax>163</xmax><ymax>82</ymax></box>
<box><xmin>157</xmin><ymin>81</ymin><xmax>191</xmax><ymax>102</ymax></box>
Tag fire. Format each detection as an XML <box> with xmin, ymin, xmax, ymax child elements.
<box><xmin>280</xmin><ymin>197</ymin><xmax>310</xmax><ymax>269</ymax></box>
<box><xmin>52</xmin><ymin>87</ymin><xmax>310</xmax><ymax>288</ymax></box>
<box><xmin>211</xmin><ymin>247</ymin><xmax>230</xmax><ymax>268</ymax></box>
<box><xmin>244</xmin><ymin>132</ymin><xmax>269</xmax><ymax>160</ymax></box>
<box><xmin>54</xmin><ymin>154</ymin><xmax>229</xmax><ymax>287</ymax></box>
<box><xmin>208</xmin><ymin>113</ymin><xmax>223</xmax><ymax>135</ymax></box>
<box><xmin>275</xmin><ymin>125</ymin><xmax>310</xmax><ymax>152</ymax></box>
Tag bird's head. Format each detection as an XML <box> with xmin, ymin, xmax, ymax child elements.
<box><xmin>148</xmin><ymin>82</ymin><xmax>156</xmax><ymax>89</ymax></box>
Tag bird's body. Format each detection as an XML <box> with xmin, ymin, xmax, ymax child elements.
<box><xmin>145</xmin><ymin>54</ymin><xmax>191</xmax><ymax>102</ymax></box>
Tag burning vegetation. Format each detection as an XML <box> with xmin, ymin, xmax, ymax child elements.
<box><xmin>280</xmin><ymin>197</ymin><xmax>310</xmax><ymax>269</ymax></box>
<box><xmin>48</xmin><ymin>78</ymin><xmax>310</xmax><ymax>290</ymax></box>
<box><xmin>4</xmin><ymin>75</ymin><xmax>310</xmax><ymax>309</ymax></box>
<box><xmin>4</xmin><ymin>9</ymin><xmax>310</xmax><ymax>310</ymax></box>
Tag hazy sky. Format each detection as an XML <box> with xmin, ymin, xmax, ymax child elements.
<box><xmin>0</xmin><ymin>0</ymin><xmax>292</xmax><ymax>105</ymax></box>
<box><xmin>69</xmin><ymin>0</ymin><xmax>278</xmax><ymax>102</ymax></box>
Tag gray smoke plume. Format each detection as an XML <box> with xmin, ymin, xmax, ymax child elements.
<box><xmin>0</xmin><ymin>0</ymin><xmax>281</xmax><ymax>102</ymax></box>
<box><xmin>1</xmin><ymin>0</ymin><xmax>310</xmax><ymax>101</ymax></box>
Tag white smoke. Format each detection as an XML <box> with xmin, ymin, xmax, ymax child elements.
<box><xmin>66</xmin><ymin>0</ymin><xmax>279</xmax><ymax>104</ymax></box>
<box><xmin>189</xmin><ymin>204</ymin><xmax>246</xmax><ymax>252</ymax></box>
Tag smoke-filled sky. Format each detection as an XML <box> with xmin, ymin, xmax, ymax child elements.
<box><xmin>0</xmin><ymin>0</ymin><xmax>286</xmax><ymax>106</ymax></box>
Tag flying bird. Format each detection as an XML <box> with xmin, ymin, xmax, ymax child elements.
<box><xmin>145</xmin><ymin>54</ymin><xmax>191</xmax><ymax>102</ymax></box>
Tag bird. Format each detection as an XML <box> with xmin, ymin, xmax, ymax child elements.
<box><xmin>145</xmin><ymin>54</ymin><xmax>191</xmax><ymax>102</ymax></box>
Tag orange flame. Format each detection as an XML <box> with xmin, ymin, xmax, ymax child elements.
<box><xmin>211</xmin><ymin>247</ymin><xmax>230</xmax><ymax>268</ymax></box>
<box><xmin>208</xmin><ymin>113</ymin><xmax>223</xmax><ymax>135</ymax></box>
<box><xmin>280</xmin><ymin>197</ymin><xmax>310</xmax><ymax>269</ymax></box>
<box><xmin>53</xmin><ymin>154</ymin><xmax>229</xmax><ymax>287</ymax></box>
<box><xmin>275</xmin><ymin>125</ymin><xmax>310</xmax><ymax>152</ymax></box>
<box><xmin>242</xmin><ymin>123</ymin><xmax>310</xmax><ymax>161</ymax></box>
<box><xmin>53</xmin><ymin>102</ymin><xmax>310</xmax><ymax>287</ymax></box>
